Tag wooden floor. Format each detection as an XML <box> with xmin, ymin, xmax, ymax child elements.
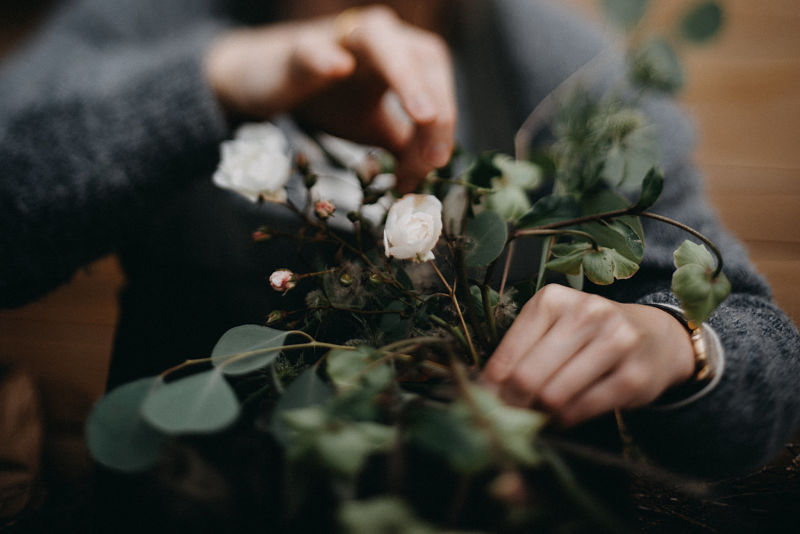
<box><xmin>1</xmin><ymin>0</ymin><xmax>799</xmax><ymax>406</ymax></box>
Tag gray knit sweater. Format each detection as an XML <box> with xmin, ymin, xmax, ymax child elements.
<box><xmin>1</xmin><ymin>0</ymin><xmax>798</xmax><ymax>478</ymax></box>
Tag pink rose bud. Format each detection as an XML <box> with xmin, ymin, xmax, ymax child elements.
<box><xmin>314</xmin><ymin>200</ymin><xmax>336</xmax><ymax>220</ymax></box>
<box><xmin>269</xmin><ymin>269</ymin><xmax>296</xmax><ymax>292</ymax></box>
<box><xmin>252</xmin><ymin>228</ymin><xmax>271</xmax><ymax>242</ymax></box>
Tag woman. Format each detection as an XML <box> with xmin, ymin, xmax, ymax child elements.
<box><xmin>1</xmin><ymin>0</ymin><xmax>798</xmax><ymax>481</ymax></box>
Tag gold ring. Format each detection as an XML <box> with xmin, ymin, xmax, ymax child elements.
<box><xmin>334</xmin><ymin>7</ymin><xmax>363</xmax><ymax>44</ymax></box>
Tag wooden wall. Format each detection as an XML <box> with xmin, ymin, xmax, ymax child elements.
<box><xmin>2</xmin><ymin>0</ymin><xmax>799</xmax><ymax>407</ymax></box>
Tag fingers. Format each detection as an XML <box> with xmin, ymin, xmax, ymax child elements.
<box><xmin>341</xmin><ymin>7</ymin><xmax>456</xmax><ymax>189</ymax></box>
<box><xmin>482</xmin><ymin>286</ymin><xmax>695</xmax><ymax>427</ymax></box>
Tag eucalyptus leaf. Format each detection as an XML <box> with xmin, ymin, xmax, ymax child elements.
<box><xmin>464</xmin><ymin>210</ymin><xmax>508</xmax><ymax>267</ymax></box>
<box><xmin>601</xmin><ymin>0</ymin><xmax>649</xmax><ymax>30</ymax></box>
<box><xmin>86</xmin><ymin>377</ymin><xmax>164</xmax><ymax>472</ymax></box>
<box><xmin>517</xmin><ymin>195</ymin><xmax>580</xmax><ymax>229</ymax></box>
<box><xmin>632</xmin><ymin>167</ymin><xmax>664</xmax><ymax>212</ymax></box>
<box><xmin>141</xmin><ymin>370</ymin><xmax>240</xmax><ymax>434</ymax></box>
<box><xmin>680</xmin><ymin>1</ymin><xmax>723</xmax><ymax>43</ymax></box>
<box><xmin>271</xmin><ymin>366</ymin><xmax>333</xmax><ymax>446</ymax></box>
<box><xmin>211</xmin><ymin>324</ymin><xmax>288</xmax><ymax>376</ymax></box>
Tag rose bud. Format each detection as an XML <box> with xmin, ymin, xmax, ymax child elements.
<box><xmin>269</xmin><ymin>269</ymin><xmax>296</xmax><ymax>292</ymax></box>
<box><xmin>266</xmin><ymin>310</ymin><xmax>286</xmax><ymax>324</ymax></box>
<box><xmin>252</xmin><ymin>228</ymin><xmax>271</xmax><ymax>242</ymax></box>
<box><xmin>314</xmin><ymin>199</ymin><xmax>336</xmax><ymax>220</ymax></box>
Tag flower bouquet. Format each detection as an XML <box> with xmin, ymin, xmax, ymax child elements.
<box><xmin>86</xmin><ymin>2</ymin><xmax>728</xmax><ymax>531</ymax></box>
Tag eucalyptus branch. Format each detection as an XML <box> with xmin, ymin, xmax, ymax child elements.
<box><xmin>160</xmin><ymin>358</ymin><xmax>212</xmax><ymax>379</ymax></box>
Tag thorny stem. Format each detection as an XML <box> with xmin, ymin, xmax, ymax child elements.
<box><xmin>431</xmin><ymin>262</ymin><xmax>479</xmax><ymax>366</ymax></box>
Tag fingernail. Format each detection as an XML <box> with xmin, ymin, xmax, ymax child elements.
<box><xmin>423</xmin><ymin>141</ymin><xmax>451</xmax><ymax>167</ymax></box>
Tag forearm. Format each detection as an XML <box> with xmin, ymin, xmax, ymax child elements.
<box><xmin>0</xmin><ymin>21</ymin><xmax>230</xmax><ymax>306</ymax></box>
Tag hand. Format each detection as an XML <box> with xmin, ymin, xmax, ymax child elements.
<box><xmin>205</xmin><ymin>6</ymin><xmax>456</xmax><ymax>192</ymax></box>
<box><xmin>482</xmin><ymin>284</ymin><xmax>695</xmax><ymax>427</ymax></box>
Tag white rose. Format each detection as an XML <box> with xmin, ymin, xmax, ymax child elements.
<box><xmin>212</xmin><ymin>122</ymin><xmax>291</xmax><ymax>202</ymax></box>
<box><xmin>383</xmin><ymin>194</ymin><xmax>443</xmax><ymax>262</ymax></box>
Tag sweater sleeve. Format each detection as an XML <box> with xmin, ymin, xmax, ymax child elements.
<box><xmin>497</xmin><ymin>0</ymin><xmax>800</xmax><ymax>477</ymax></box>
<box><xmin>0</xmin><ymin>0</ymin><xmax>230</xmax><ymax>307</ymax></box>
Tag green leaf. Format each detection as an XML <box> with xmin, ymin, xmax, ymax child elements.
<box><xmin>601</xmin><ymin>0</ymin><xmax>649</xmax><ymax>30</ymax></box>
<box><xmin>546</xmin><ymin>242</ymin><xmax>592</xmax><ymax>276</ymax></box>
<box><xmin>141</xmin><ymin>370</ymin><xmax>239</xmax><ymax>434</ymax></box>
<box><xmin>485</xmin><ymin>184</ymin><xmax>531</xmax><ymax>222</ymax></box>
<box><xmin>464</xmin><ymin>210</ymin><xmax>508</xmax><ymax>267</ymax></box>
<box><xmin>314</xmin><ymin>422</ymin><xmax>394</xmax><ymax>477</ymax></box>
<box><xmin>580</xmin><ymin>190</ymin><xmax>645</xmax><ymax>242</ymax></box>
<box><xmin>409</xmin><ymin>402</ymin><xmax>491</xmax><ymax>473</ymax></box>
<box><xmin>672</xmin><ymin>263</ymin><xmax>731</xmax><ymax>323</ymax></box>
<box><xmin>339</xmin><ymin>497</ymin><xmax>436</xmax><ymax>534</ymax></box>
<box><xmin>680</xmin><ymin>1</ymin><xmax>723</xmax><ymax>43</ymax></box>
<box><xmin>86</xmin><ymin>377</ymin><xmax>164</xmax><ymax>472</ymax></box>
<box><xmin>271</xmin><ymin>366</ymin><xmax>333</xmax><ymax>446</ymax></box>
<box><xmin>326</xmin><ymin>346</ymin><xmax>377</xmax><ymax>390</ymax></box>
<box><xmin>211</xmin><ymin>324</ymin><xmax>288</xmax><ymax>376</ymax></box>
<box><xmin>583</xmin><ymin>248</ymin><xmax>640</xmax><ymax>285</ymax></box>
<box><xmin>632</xmin><ymin>167</ymin><xmax>664</xmax><ymax>212</ymax></box>
<box><xmin>673</xmin><ymin>239</ymin><xmax>715</xmax><ymax>269</ymax></box>
<box><xmin>517</xmin><ymin>195</ymin><xmax>580</xmax><ymax>229</ymax></box>
<box><xmin>493</xmin><ymin>154</ymin><xmax>542</xmax><ymax>189</ymax></box>
<box><xmin>630</xmin><ymin>38</ymin><xmax>684</xmax><ymax>93</ymax></box>
<box><xmin>671</xmin><ymin>241</ymin><xmax>730</xmax><ymax>323</ymax></box>
<box><xmin>601</xmin><ymin>127</ymin><xmax>659</xmax><ymax>190</ymax></box>
<box><xmin>581</xmin><ymin>219</ymin><xmax>644</xmax><ymax>262</ymax></box>
<box><xmin>469</xmin><ymin>386</ymin><xmax>545</xmax><ymax>466</ymax></box>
